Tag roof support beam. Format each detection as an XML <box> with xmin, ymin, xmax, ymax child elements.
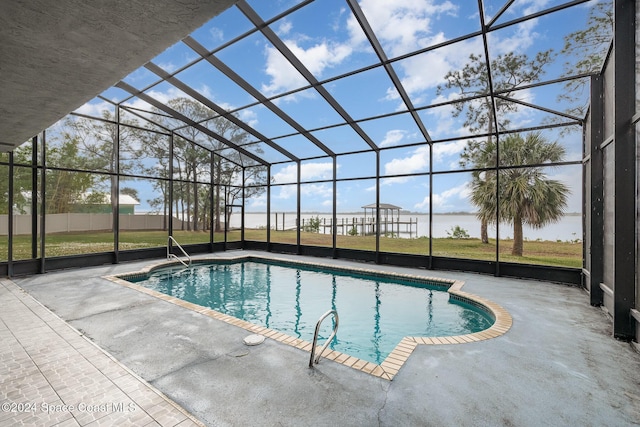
<box><xmin>612</xmin><ymin>0</ymin><xmax>636</xmax><ymax>340</ymax></box>
<box><xmin>237</xmin><ymin>0</ymin><xmax>379</xmax><ymax>152</ymax></box>
<box><xmin>477</xmin><ymin>0</ymin><xmax>501</xmax><ymax>277</ymax></box>
<box><xmin>486</xmin><ymin>0</ymin><xmax>516</xmax><ymax>28</ymax></box>
<box><xmin>346</xmin><ymin>0</ymin><xmax>433</xmax><ymax>144</ymax></box>
<box><xmin>116</xmin><ymin>81</ymin><xmax>268</xmax><ymax>166</ymax></box>
<box><xmin>588</xmin><ymin>74</ymin><xmax>604</xmax><ymax>307</ymax></box>
<box><xmin>493</xmin><ymin>95</ymin><xmax>583</xmax><ymax>123</ymax></box>
<box><xmin>98</xmin><ymin>98</ymin><xmax>242</xmax><ymax>167</ymax></box>
<box><xmin>489</xmin><ymin>0</ymin><xmax>592</xmax><ymax>32</ymax></box>
<box><xmin>183</xmin><ymin>36</ymin><xmax>335</xmax><ymax>159</ymax></box>
<box><xmin>144</xmin><ymin>62</ymin><xmax>299</xmax><ymax>163</ymax></box>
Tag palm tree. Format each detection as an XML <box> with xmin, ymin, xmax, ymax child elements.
<box><xmin>461</xmin><ymin>139</ymin><xmax>498</xmax><ymax>243</ymax></box>
<box><xmin>439</xmin><ymin>50</ymin><xmax>554</xmax><ymax>242</ymax></box>
<box><xmin>465</xmin><ymin>132</ymin><xmax>569</xmax><ymax>256</ymax></box>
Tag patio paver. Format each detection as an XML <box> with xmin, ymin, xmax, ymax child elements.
<box><xmin>0</xmin><ymin>278</ymin><xmax>204</xmax><ymax>427</ymax></box>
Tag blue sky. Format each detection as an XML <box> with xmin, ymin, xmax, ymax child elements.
<box><xmin>71</xmin><ymin>0</ymin><xmax>600</xmax><ymax>214</ymax></box>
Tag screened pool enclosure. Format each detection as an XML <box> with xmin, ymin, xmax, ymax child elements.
<box><xmin>1</xmin><ymin>1</ymin><xmax>638</xmax><ymax>340</ymax></box>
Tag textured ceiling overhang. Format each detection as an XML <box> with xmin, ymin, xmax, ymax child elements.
<box><xmin>0</xmin><ymin>0</ymin><xmax>237</xmax><ymax>152</ymax></box>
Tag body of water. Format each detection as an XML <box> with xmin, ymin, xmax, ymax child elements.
<box><xmin>235</xmin><ymin>213</ymin><xmax>582</xmax><ymax>242</ymax></box>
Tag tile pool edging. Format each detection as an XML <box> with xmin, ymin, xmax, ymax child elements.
<box><xmin>104</xmin><ymin>255</ymin><xmax>512</xmax><ymax>381</ymax></box>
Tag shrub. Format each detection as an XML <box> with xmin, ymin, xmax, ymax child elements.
<box><xmin>303</xmin><ymin>216</ymin><xmax>321</xmax><ymax>233</ymax></box>
<box><xmin>446</xmin><ymin>225</ymin><xmax>470</xmax><ymax>239</ymax></box>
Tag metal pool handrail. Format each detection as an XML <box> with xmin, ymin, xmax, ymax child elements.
<box><xmin>167</xmin><ymin>236</ymin><xmax>191</xmax><ymax>267</ymax></box>
<box><xmin>309</xmin><ymin>309</ymin><xmax>339</xmax><ymax>367</ymax></box>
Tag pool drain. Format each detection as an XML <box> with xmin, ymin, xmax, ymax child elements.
<box><xmin>243</xmin><ymin>334</ymin><xmax>265</xmax><ymax>346</ymax></box>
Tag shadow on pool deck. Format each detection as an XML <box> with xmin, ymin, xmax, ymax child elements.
<box><xmin>6</xmin><ymin>250</ymin><xmax>640</xmax><ymax>426</ymax></box>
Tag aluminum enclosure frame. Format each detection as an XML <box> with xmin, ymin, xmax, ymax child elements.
<box><xmin>0</xmin><ymin>1</ymin><xmax>628</xmax><ymax>298</ymax></box>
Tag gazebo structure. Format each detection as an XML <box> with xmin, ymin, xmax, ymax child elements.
<box><xmin>361</xmin><ymin>203</ymin><xmax>416</xmax><ymax>238</ymax></box>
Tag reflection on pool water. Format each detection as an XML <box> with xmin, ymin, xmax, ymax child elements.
<box><xmin>127</xmin><ymin>260</ymin><xmax>493</xmax><ymax>364</ymax></box>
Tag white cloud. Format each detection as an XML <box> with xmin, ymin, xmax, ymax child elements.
<box><xmin>195</xmin><ymin>84</ymin><xmax>214</xmax><ymax>100</ymax></box>
<box><xmin>484</xmin><ymin>0</ymin><xmax>550</xmax><ymax>24</ymax></box>
<box><xmin>277</xmin><ymin>20</ymin><xmax>293</xmax><ymax>36</ymax></box>
<box><xmin>275</xmin><ymin>185</ymin><xmax>297</xmax><ymax>200</ymax></box>
<box><xmin>248</xmin><ymin>195</ymin><xmax>267</xmax><ymax>209</ymax></box>
<box><xmin>543</xmin><ymin>167</ymin><xmax>582</xmax><ymax>213</ymax></box>
<box><xmin>272</xmin><ymin>164</ymin><xmax>298</xmax><ymax>184</ymax></box>
<box><xmin>487</xmin><ymin>23</ymin><xmax>538</xmax><ymax>55</ymax></box>
<box><xmin>275</xmin><ymin>181</ymin><xmax>333</xmax><ymax>201</ymax></box>
<box><xmin>414</xmin><ymin>195</ymin><xmax>430</xmax><ymax>210</ymax></box>
<box><xmin>380</xmin><ymin>176</ymin><xmax>413</xmax><ymax>186</ymax></box>
<box><xmin>423</xmin><ymin>92</ymin><xmax>466</xmax><ymax>137</ymax></box>
<box><xmin>261</xmin><ymin>1</ymin><xmax>464</xmax><ymax>99</ymax></box>
<box><xmin>157</xmin><ymin>62</ymin><xmax>178</xmax><ymax>73</ymax></box>
<box><xmin>238</xmin><ymin>109</ymin><xmax>258</xmax><ymax>127</ymax></box>
<box><xmin>141</xmin><ymin>87</ymin><xmax>187</xmax><ymax>105</ymax></box>
<box><xmin>262</xmin><ymin>39</ymin><xmax>352</xmax><ymax>96</ymax></box>
<box><xmin>380</xmin><ymin>129</ymin><xmax>407</xmax><ymax>147</ymax></box>
<box><xmin>486</xmin><ymin>1</ymin><xmax>554</xmax><ymax>55</ymax></box>
<box><xmin>74</xmin><ymin>100</ymin><xmax>113</xmax><ymax>117</ymax></box>
<box><xmin>294</xmin><ymin>41</ymin><xmax>352</xmax><ymax>76</ymax></box>
<box><xmin>261</xmin><ymin>47</ymin><xmax>305</xmax><ymax>96</ymax></box>
<box><xmin>301</xmin><ymin>183</ymin><xmax>332</xmax><ymax>199</ymax></box>
<box><xmin>209</xmin><ymin>27</ymin><xmax>224</xmax><ymax>42</ymax></box>
<box><xmin>351</xmin><ymin>0</ymin><xmax>458</xmax><ymax>57</ymax></box>
<box><xmin>380</xmin><ymin>140</ymin><xmax>469</xmax><ymax>181</ymax></box>
<box><xmin>384</xmin><ymin>146</ymin><xmax>430</xmax><ymax>175</ymax></box>
<box><xmin>259</xmin><ymin>0</ymin><xmax>489</xmax><ymax>110</ymax></box>
<box><xmin>347</xmin><ymin>0</ymin><xmax>471</xmax><ymax>110</ymax></box>
<box><xmin>414</xmin><ymin>182</ymin><xmax>470</xmax><ymax>211</ymax></box>
<box><xmin>383</xmin><ymin>33</ymin><xmax>466</xmax><ymax>99</ymax></box>
<box><xmin>349</xmin><ymin>0</ymin><xmax>548</xmax><ymax>120</ymax></box>
<box><xmin>522</xmin><ymin>0</ymin><xmax>552</xmax><ymax>15</ymax></box>
<box><xmin>272</xmin><ymin>162</ymin><xmax>334</xmax><ymax>184</ymax></box>
<box><xmin>426</xmin><ymin>86</ymin><xmax>539</xmax><ymax>139</ymax></box>
<box><xmin>303</xmin><ymin>162</ymin><xmax>335</xmax><ymax>180</ymax></box>
<box><xmin>432</xmin><ymin>139</ymin><xmax>467</xmax><ymax>162</ymax></box>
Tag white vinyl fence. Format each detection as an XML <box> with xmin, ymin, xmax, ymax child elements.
<box><xmin>0</xmin><ymin>214</ymin><xmax>184</xmax><ymax>235</ymax></box>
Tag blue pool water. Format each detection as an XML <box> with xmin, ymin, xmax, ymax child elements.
<box><xmin>127</xmin><ymin>259</ymin><xmax>493</xmax><ymax>364</ymax></box>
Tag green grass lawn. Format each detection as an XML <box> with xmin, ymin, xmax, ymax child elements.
<box><xmin>1</xmin><ymin>228</ymin><xmax>582</xmax><ymax>268</ymax></box>
<box><xmin>252</xmin><ymin>229</ymin><xmax>581</xmax><ymax>268</ymax></box>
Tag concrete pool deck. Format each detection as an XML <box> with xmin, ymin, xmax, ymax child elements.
<box><xmin>3</xmin><ymin>250</ymin><xmax>640</xmax><ymax>426</ymax></box>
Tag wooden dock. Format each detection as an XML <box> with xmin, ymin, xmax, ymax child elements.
<box><xmin>300</xmin><ymin>216</ymin><xmax>418</xmax><ymax>238</ymax></box>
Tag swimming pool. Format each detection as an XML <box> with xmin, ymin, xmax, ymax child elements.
<box><xmin>118</xmin><ymin>257</ymin><xmax>495</xmax><ymax>365</ymax></box>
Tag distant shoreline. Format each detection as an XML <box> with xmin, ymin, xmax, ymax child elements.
<box><xmin>244</xmin><ymin>211</ymin><xmax>582</xmax><ymax>216</ymax></box>
<box><xmin>238</xmin><ymin>212</ymin><xmax>582</xmax><ymax>241</ymax></box>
